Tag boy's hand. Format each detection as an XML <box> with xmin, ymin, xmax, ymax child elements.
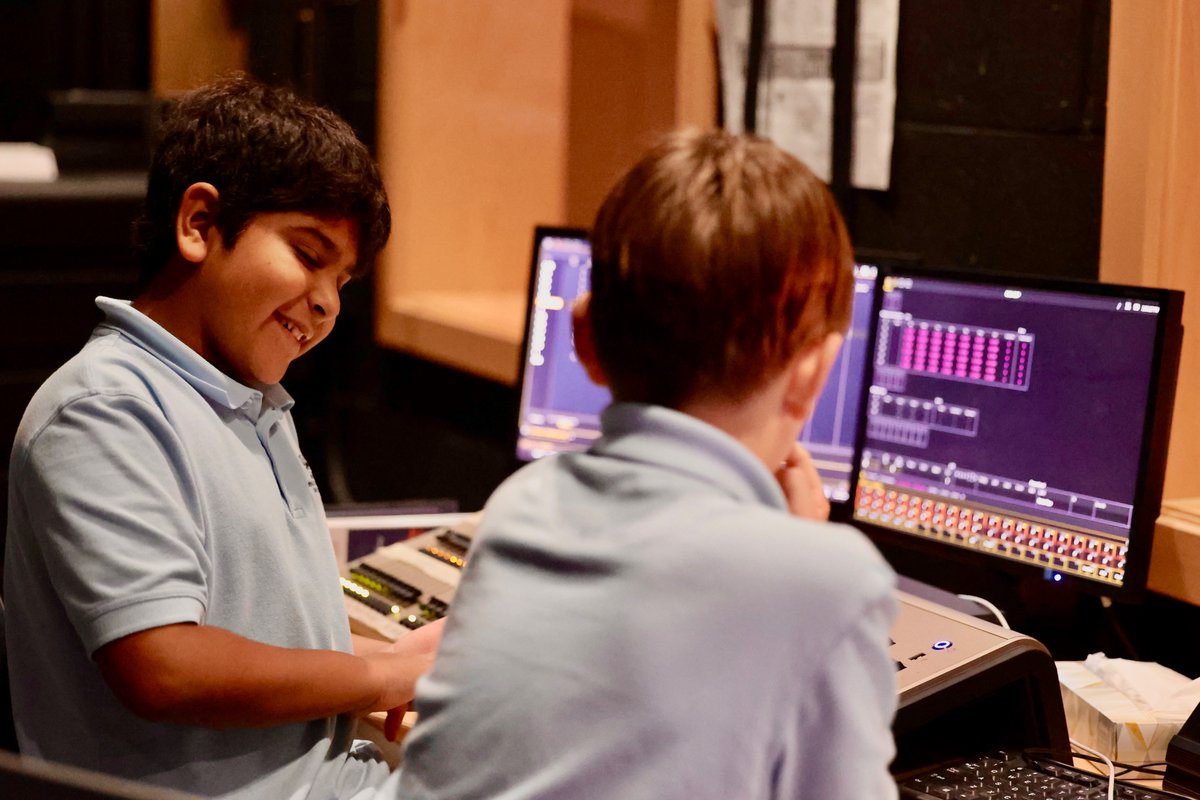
<box><xmin>775</xmin><ymin>442</ymin><xmax>830</xmax><ymax>520</ymax></box>
<box><xmin>369</xmin><ymin>618</ymin><xmax>445</xmax><ymax>740</ymax></box>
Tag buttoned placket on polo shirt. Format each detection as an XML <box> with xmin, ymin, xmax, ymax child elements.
<box><xmin>242</xmin><ymin>391</ymin><xmax>310</xmax><ymax>519</ymax></box>
<box><xmin>94</xmin><ymin>299</ymin><xmax>319</xmax><ymax>520</ymax></box>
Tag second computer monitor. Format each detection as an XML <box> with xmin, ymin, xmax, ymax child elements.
<box><xmin>514</xmin><ymin>226</ymin><xmax>877</xmax><ymax>503</ymax></box>
<box><xmin>515</xmin><ymin>228</ymin><xmax>607</xmax><ymax>460</ymax></box>
<box><xmin>851</xmin><ymin>268</ymin><xmax>1182</xmax><ymax>598</ymax></box>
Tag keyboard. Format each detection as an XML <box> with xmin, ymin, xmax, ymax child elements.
<box><xmin>897</xmin><ymin>749</ymin><xmax>1181</xmax><ymax>799</ymax></box>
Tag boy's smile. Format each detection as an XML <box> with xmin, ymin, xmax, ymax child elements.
<box><xmin>197</xmin><ymin>212</ymin><xmax>358</xmax><ymax>386</ymax></box>
<box><xmin>277</xmin><ymin>316</ymin><xmax>312</xmax><ymax>345</ymax></box>
<box><xmin>137</xmin><ymin>198</ymin><xmax>360</xmax><ymax>388</ymax></box>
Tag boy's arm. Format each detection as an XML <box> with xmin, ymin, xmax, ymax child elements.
<box><xmin>782</xmin><ymin>592</ymin><xmax>899</xmax><ymax>798</ymax></box>
<box><xmin>94</xmin><ymin>619</ymin><xmax>443</xmax><ymax>728</ymax></box>
<box><xmin>352</xmin><ymin>632</ymin><xmax>391</xmax><ymax>655</ymax></box>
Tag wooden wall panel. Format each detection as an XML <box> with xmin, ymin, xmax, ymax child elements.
<box><xmin>374</xmin><ymin>0</ymin><xmax>716</xmax><ymax>383</ymax></box>
<box><xmin>1101</xmin><ymin>0</ymin><xmax>1200</xmax><ymax>501</ymax></box>
<box><xmin>150</xmin><ymin>0</ymin><xmax>246</xmax><ymax>95</ymax></box>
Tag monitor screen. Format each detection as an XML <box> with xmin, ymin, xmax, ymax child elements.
<box><xmin>514</xmin><ymin>228</ymin><xmax>607</xmax><ymax>460</ymax></box>
<box><xmin>851</xmin><ymin>268</ymin><xmax>1182</xmax><ymax>597</ymax></box>
<box><xmin>514</xmin><ymin>226</ymin><xmax>878</xmax><ymax>503</ymax></box>
<box><xmin>800</xmin><ymin>262</ymin><xmax>877</xmax><ymax>502</ymax></box>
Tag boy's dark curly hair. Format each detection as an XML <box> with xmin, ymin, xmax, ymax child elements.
<box><xmin>132</xmin><ymin>74</ymin><xmax>390</xmax><ymax>287</ymax></box>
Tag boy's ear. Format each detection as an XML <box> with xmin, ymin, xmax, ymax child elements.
<box><xmin>783</xmin><ymin>331</ymin><xmax>844</xmax><ymax>420</ymax></box>
<box><xmin>175</xmin><ymin>182</ymin><xmax>221</xmax><ymax>265</ymax></box>
<box><xmin>571</xmin><ymin>293</ymin><xmax>609</xmax><ymax>387</ymax></box>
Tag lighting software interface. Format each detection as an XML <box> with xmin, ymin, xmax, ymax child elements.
<box><xmin>853</xmin><ymin>272</ymin><xmax>1173</xmax><ymax>591</ymax></box>
<box><xmin>515</xmin><ymin>229</ymin><xmax>876</xmax><ymax>502</ymax></box>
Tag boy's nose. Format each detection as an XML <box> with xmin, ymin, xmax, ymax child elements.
<box><xmin>311</xmin><ymin>280</ymin><xmax>341</xmax><ymax>320</ymax></box>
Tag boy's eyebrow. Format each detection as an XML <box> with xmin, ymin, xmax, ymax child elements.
<box><xmin>290</xmin><ymin>225</ymin><xmax>340</xmax><ymax>255</ymax></box>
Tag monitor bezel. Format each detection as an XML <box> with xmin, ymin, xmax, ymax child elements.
<box><xmin>848</xmin><ymin>264</ymin><xmax>1183</xmax><ymax>601</ymax></box>
<box><xmin>826</xmin><ymin>254</ymin><xmax>923</xmax><ymax>520</ymax></box>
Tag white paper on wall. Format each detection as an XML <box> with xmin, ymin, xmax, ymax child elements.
<box><xmin>716</xmin><ymin>0</ymin><xmax>899</xmax><ymax>190</ymax></box>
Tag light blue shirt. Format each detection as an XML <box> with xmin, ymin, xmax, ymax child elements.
<box><xmin>398</xmin><ymin>403</ymin><xmax>899</xmax><ymax>799</ymax></box>
<box><xmin>4</xmin><ymin>298</ymin><xmax>389</xmax><ymax>799</ymax></box>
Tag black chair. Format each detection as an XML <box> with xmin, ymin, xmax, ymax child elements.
<box><xmin>0</xmin><ymin>749</ymin><xmax>201</xmax><ymax>800</ymax></box>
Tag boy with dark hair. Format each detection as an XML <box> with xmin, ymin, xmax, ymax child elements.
<box><xmin>4</xmin><ymin>76</ymin><xmax>435</xmax><ymax>799</ymax></box>
<box><xmin>397</xmin><ymin>129</ymin><xmax>899</xmax><ymax>798</ymax></box>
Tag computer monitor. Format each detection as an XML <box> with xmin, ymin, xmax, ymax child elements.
<box><xmin>851</xmin><ymin>267</ymin><xmax>1182</xmax><ymax>599</ymax></box>
<box><xmin>800</xmin><ymin>261</ymin><xmax>877</xmax><ymax>502</ymax></box>
<box><xmin>514</xmin><ymin>227</ymin><xmax>607</xmax><ymax>461</ymax></box>
<box><xmin>514</xmin><ymin>225</ymin><xmax>878</xmax><ymax>503</ymax></box>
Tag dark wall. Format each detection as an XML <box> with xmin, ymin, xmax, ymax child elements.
<box><xmin>0</xmin><ymin>178</ymin><xmax>144</xmax><ymax>547</ymax></box>
<box><xmin>0</xmin><ymin>0</ymin><xmax>150</xmax><ymax>143</ymax></box>
<box><xmin>0</xmin><ymin>1</ymin><xmax>153</xmax><ymax>564</ymax></box>
<box><xmin>232</xmin><ymin>0</ymin><xmax>379</xmax><ymax>148</ymax></box>
<box><xmin>849</xmin><ymin>0</ymin><xmax>1109</xmax><ymax>281</ymax></box>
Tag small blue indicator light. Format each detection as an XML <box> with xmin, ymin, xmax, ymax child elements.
<box><xmin>1053</xmin><ymin>573</ymin><xmax>1063</xmax><ymax>582</ymax></box>
<box><xmin>932</xmin><ymin>640</ymin><xmax>952</xmax><ymax>651</ymax></box>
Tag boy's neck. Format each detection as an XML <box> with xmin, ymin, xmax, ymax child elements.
<box><xmin>133</xmin><ymin>278</ymin><xmax>199</xmax><ymax>353</ymax></box>
<box><xmin>678</xmin><ymin>372</ymin><xmax>801</xmax><ymax>472</ymax></box>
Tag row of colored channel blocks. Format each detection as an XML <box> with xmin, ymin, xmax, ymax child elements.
<box><xmin>855</xmin><ymin>482</ymin><xmax>1126</xmax><ymax>585</ymax></box>
<box><xmin>888</xmin><ymin>319</ymin><xmax>1032</xmax><ymax>389</ymax></box>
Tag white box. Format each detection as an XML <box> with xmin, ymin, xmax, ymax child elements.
<box><xmin>1057</xmin><ymin>661</ymin><xmax>1185</xmax><ymax>763</ymax></box>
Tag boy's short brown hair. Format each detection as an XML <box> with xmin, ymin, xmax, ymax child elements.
<box><xmin>588</xmin><ymin>128</ymin><xmax>854</xmax><ymax>408</ymax></box>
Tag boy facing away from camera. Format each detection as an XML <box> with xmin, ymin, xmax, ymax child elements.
<box><xmin>4</xmin><ymin>76</ymin><xmax>439</xmax><ymax>799</ymax></box>
<box><xmin>396</xmin><ymin>129</ymin><xmax>900</xmax><ymax>798</ymax></box>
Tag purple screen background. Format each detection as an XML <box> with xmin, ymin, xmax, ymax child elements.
<box><xmin>802</xmin><ymin>275</ymin><xmax>874</xmax><ymax>449</ymax></box>
<box><xmin>520</xmin><ymin>240</ymin><xmax>610</xmax><ymax>420</ymax></box>
<box><xmin>868</xmin><ymin>280</ymin><xmax>1161</xmax><ymax>506</ymax></box>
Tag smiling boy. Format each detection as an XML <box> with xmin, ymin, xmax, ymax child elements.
<box><xmin>4</xmin><ymin>77</ymin><xmax>435</xmax><ymax>799</ymax></box>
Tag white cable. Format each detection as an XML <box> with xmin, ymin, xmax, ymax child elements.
<box><xmin>1069</xmin><ymin>737</ymin><xmax>1116</xmax><ymax>800</ymax></box>
<box><xmin>956</xmin><ymin>593</ymin><xmax>1011</xmax><ymax>629</ymax></box>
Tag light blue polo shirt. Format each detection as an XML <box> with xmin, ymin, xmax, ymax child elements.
<box><xmin>398</xmin><ymin>403</ymin><xmax>900</xmax><ymax>799</ymax></box>
<box><xmin>4</xmin><ymin>298</ymin><xmax>389</xmax><ymax>798</ymax></box>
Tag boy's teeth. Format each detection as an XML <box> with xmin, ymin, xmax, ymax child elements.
<box><xmin>281</xmin><ymin>319</ymin><xmax>306</xmax><ymax>343</ymax></box>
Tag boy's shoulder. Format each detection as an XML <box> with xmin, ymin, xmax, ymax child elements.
<box><xmin>16</xmin><ymin>325</ymin><xmax>189</xmax><ymax>449</ymax></box>
<box><xmin>36</xmin><ymin>324</ymin><xmax>172</xmax><ymax>396</ymax></box>
<box><xmin>486</xmin><ymin>451</ymin><xmax>894</xmax><ymax>609</ymax></box>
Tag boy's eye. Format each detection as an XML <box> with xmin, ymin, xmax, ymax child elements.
<box><xmin>294</xmin><ymin>245</ymin><xmax>320</xmax><ymax>267</ymax></box>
